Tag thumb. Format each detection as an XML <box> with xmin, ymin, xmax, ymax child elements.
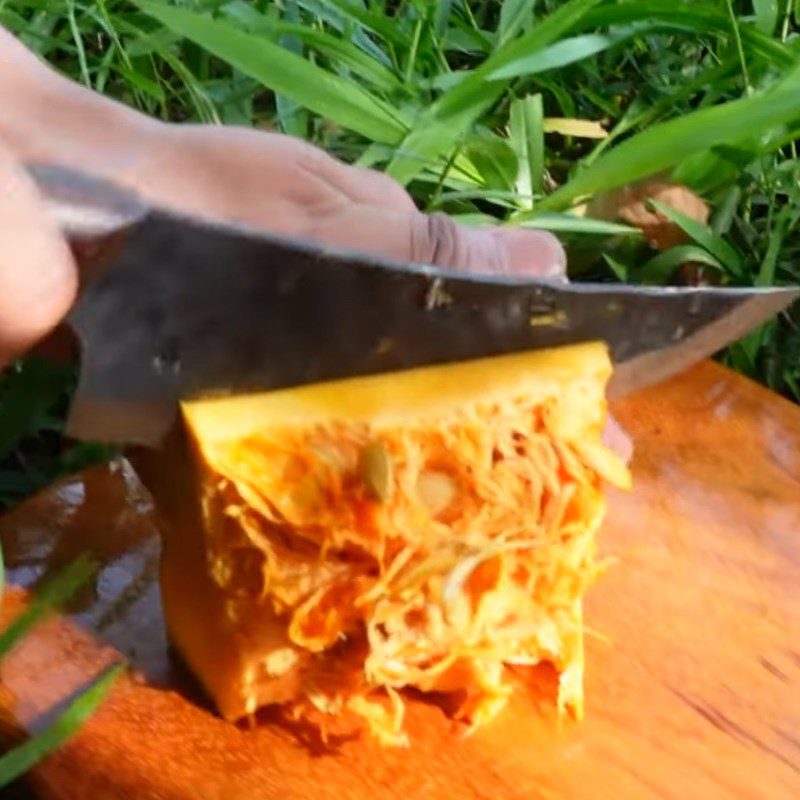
<box><xmin>0</xmin><ymin>146</ymin><xmax>77</xmax><ymax>367</ymax></box>
<box><xmin>307</xmin><ymin>205</ymin><xmax>567</xmax><ymax>280</ymax></box>
<box><xmin>409</xmin><ymin>212</ymin><xmax>567</xmax><ymax>279</ymax></box>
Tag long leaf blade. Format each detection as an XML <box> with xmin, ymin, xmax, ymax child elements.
<box><xmin>489</xmin><ymin>24</ymin><xmax>657</xmax><ymax>80</ymax></box>
<box><xmin>498</xmin><ymin>0</ymin><xmax>537</xmax><ymax>44</ymax></box>
<box><xmin>135</xmin><ymin>1</ymin><xmax>408</xmax><ymax>144</ymax></box>
<box><xmin>509</xmin><ymin>94</ymin><xmax>544</xmax><ymax>207</ymax></box>
<box><xmin>579</xmin><ymin>2</ymin><xmax>795</xmax><ymax>67</ymax></box>
<box><xmin>519</xmin><ymin>213</ymin><xmax>641</xmax><ymax>235</ymax></box>
<box><xmin>0</xmin><ymin>556</ymin><xmax>95</xmax><ymax>659</ymax></box>
<box><xmin>271</xmin><ymin>22</ymin><xmax>403</xmax><ymax>93</ymax></box>
<box><xmin>636</xmin><ymin>245</ymin><xmax>724</xmax><ymax>284</ymax></box>
<box><xmin>649</xmin><ymin>200</ymin><xmax>744</xmax><ymax>275</ymax></box>
<box><xmin>0</xmin><ymin>664</ymin><xmax>123</xmax><ymax>789</ymax></box>
<box><xmin>753</xmin><ymin>0</ymin><xmax>779</xmax><ymax>33</ymax></box>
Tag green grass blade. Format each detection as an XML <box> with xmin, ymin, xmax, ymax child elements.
<box><xmin>241</xmin><ymin>0</ymin><xmax>392</xmax><ymax>60</ymax></box>
<box><xmin>489</xmin><ymin>0</ymin><xmax>605</xmax><ymax>74</ymax></box>
<box><xmin>723</xmin><ymin>0</ymin><xmax>752</xmax><ymax>93</ymax></box>
<box><xmin>462</xmin><ymin>130</ymin><xmax>517</xmax><ymax>190</ymax></box>
<box><xmin>602</xmin><ymin>253</ymin><xmax>630</xmax><ymax>282</ymax></box>
<box><xmin>113</xmin><ymin>63</ymin><xmax>166</xmax><ymax>103</ymax></box>
<box><xmin>757</xmin><ymin>204</ymin><xmax>799</xmax><ymax>286</ymax></box>
<box><xmin>65</xmin><ymin>0</ymin><xmax>90</xmax><ymax>88</ymax></box>
<box><xmin>517</xmin><ymin>213</ymin><xmax>642</xmax><ymax>235</ymax></box>
<box><xmin>649</xmin><ymin>200</ymin><xmax>744</xmax><ymax>275</ymax></box>
<box><xmin>580</xmin><ymin>1</ymin><xmax>720</xmax><ymax>28</ymax></box>
<box><xmin>158</xmin><ymin>49</ymin><xmax>220</xmax><ymax>124</ymax></box>
<box><xmin>489</xmin><ymin>23</ymin><xmax>658</xmax><ymax>80</ymax></box>
<box><xmin>274</xmin><ymin>0</ymin><xmax>310</xmax><ymax>138</ymax></box>
<box><xmin>135</xmin><ymin>1</ymin><xmax>408</xmax><ymax>144</ymax></box>
<box><xmin>444</xmin><ymin>18</ymin><xmax>494</xmax><ymax>54</ymax></box>
<box><xmin>509</xmin><ymin>94</ymin><xmax>544</xmax><ymax>208</ymax></box>
<box><xmin>122</xmin><ymin>24</ymin><xmax>182</xmax><ymax>58</ymax></box>
<box><xmin>434</xmin><ymin>0</ymin><xmax>454</xmax><ymax>38</ymax></box>
<box><xmin>580</xmin><ymin>2</ymin><xmax>795</xmax><ymax>67</ymax></box>
<box><xmin>711</xmin><ymin>185</ymin><xmax>742</xmax><ymax>235</ymax></box>
<box><xmin>758</xmin><ymin>224</ymin><xmax>784</xmax><ymax>288</ymax></box>
<box><xmin>269</xmin><ymin>23</ymin><xmax>404</xmax><ymax>93</ymax></box>
<box><xmin>219</xmin><ymin>0</ymin><xmax>269</xmax><ymax>28</ymax></box>
<box><xmin>314</xmin><ymin>0</ymin><xmax>404</xmax><ymax>46</ymax></box>
<box><xmin>753</xmin><ymin>0</ymin><xmax>779</xmax><ymax>33</ymax></box>
<box><xmin>534</xmin><ymin>62</ymin><xmax>800</xmax><ymax>212</ymax></box>
<box><xmin>0</xmin><ymin>663</ymin><xmax>123</xmax><ymax>789</ymax></box>
<box><xmin>672</xmin><ymin>144</ymin><xmax>757</xmax><ymax>196</ymax></box>
<box><xmin>498</xmin><ymin>0</ymin><xmax>538</xmax><ymax>44</ymax></box>
<box><xmin>450</xmin><ymin>212</ymin><xmax>499</xmax><ymax>226</ymax></box>
<box><xmin>430</xmin><ymin>188</ymin><xmax>521</xmax><ymax>207</ymax></box>
<box><xmin>0</xmin><ymin>556</ymin><xmax>95</xmax><ymax>659</ymax></box>
<box><xmin>385</xmin><ymin>0</ymin><xmax>604</xmax><ymax>184</ymax></box>
<box><xmin>636</xmin><ymin>245</ymin><xmax>724</xmax><ymax>285</ymax></box>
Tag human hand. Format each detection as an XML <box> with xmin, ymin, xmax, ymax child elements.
<box><xmin>0</xmin><ymin>142</ymin><xmax>76</xmax><ymax>368</ymax></box>
<box><xmin>1</xmin><ymin>25</ymin><xmax>565</xmax><ymax>280</ymax></box>
<box><xmin>113</xmin><ymin>125</ymin><xmax>567</xmax><ymax>279</ymax></box>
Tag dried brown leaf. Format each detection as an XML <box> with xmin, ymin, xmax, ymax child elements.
<box><xmin>588</xmin><ymin>180</ymin><xmax>709</xmax><ymax>251</ymax></box>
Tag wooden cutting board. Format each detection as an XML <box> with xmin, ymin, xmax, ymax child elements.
<box><xmin>0</xmin><ymin>361</ymin><xmax>799</xmax><ymax>800</ymax></box>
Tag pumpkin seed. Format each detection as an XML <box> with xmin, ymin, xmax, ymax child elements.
<box><xmin>361</xmin><ymin>441</ymin><xmax>393</xmax><ymax>502</ymax></box>
<box><xmin>311</xmin><ymin>441</ymin><xmax>348</xmax><ymax>471</ymax></box>
<box><xmin>416</xmin><ymin>470</ymin><xmax>456</xmax><ymax>515</ymax></box>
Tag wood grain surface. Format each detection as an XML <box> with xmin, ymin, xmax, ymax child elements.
<box><xmin>0</xmin><ymin>360</ymin><xmax>798</xmax><ymax>800</ymax></box>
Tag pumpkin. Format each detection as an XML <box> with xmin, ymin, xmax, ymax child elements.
<box><xmin>147</xmin><ymin>342</ymin><xmax>630</xmax><ymax>745</ymax></box>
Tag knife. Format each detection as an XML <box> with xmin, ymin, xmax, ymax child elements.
<box><xmin>31</xmin><ymin>164</ymin><xmax>799</xmax><ymax>447</ymax></box>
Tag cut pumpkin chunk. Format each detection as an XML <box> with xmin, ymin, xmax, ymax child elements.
<box><xmin>155</xmin><ymin>342</ymin><xmax>630</xmax><ymax>746</ymax></box>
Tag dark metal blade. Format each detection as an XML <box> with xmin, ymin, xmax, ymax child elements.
<box><xmin>65</xmin><ymin>207</ymin><xmax>799</xmax><ymax>446</ymax></box>
<box><xmin>606</xmin><ymin>289</ymin><xmax>795</xmax><ymax>397</ymax></box>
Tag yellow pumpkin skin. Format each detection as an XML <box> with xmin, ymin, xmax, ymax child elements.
<box><xmin>139</xmin><ymin>343</ymin><xmax>629</xmax><ymax>743</ymax></box>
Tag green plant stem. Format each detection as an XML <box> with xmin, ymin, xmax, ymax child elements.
<box><xmin>404</xmin><ymin>17</ymin><xmax>423</xmax><ymax>84</ymax></box>
<box><xmin>723</xmin><ymin>0</ymin><xmax>753</xmax><ymax>94</ymax></box>
<box><xmin>65</xmin><ymin>0</ymin><xmax>91</xmax><ymax>88</ymax></box>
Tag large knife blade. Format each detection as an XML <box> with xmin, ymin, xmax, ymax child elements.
<box><xmin>30</xmin><ymin>164</ymin><xmax>799</xmax><ymax>447</ymax></box>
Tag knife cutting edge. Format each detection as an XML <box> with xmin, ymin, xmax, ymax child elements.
<box><xmin>28</xmin><ymin>163</ymin><xmax>799</xmax><ymax>447</ymax></box>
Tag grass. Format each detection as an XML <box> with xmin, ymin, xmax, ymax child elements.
<box><xmin>0</xmin><ymin>0</ymin><xmax>797</xmax><ymax>510</ymax></box>
<box><xmin>0</xmin><ymin>546</ymin><xmax>123</xmax><ymax>789</ymax></box>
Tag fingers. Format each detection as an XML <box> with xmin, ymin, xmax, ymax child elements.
<box><xmin>296</xmin><ymin>148</ymin><xmax>567</xmax><ymax>279</ymax></box>
<box><xmin>154</xmin><ymin>128</ymin><xmax>567</xmax><ymax>280</ymax></box>
<box><xmin>138</xmin><ymin>128</ymin><xmax>418</xmax><ymax>234</ymax></box>
<box><xmin>300</xmin><ymin>151</ymin><xmax>567</xmax><ymax>279</ymax></box>
<box><xmin>116</xmin><ymin>125</ymin><xmax>568</xmax><ymax>281</ymax></box>
<box><xmin>602</xmin><ymin>415</ymin><xmax>634</xmax><ymax>465</ymax></box>
<box><xmin>0</xmin><ymin>145</ymin><xmax>77</xmax><ymax>366</ymax></box>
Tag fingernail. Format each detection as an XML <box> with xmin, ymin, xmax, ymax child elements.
<box><xmin>496</xmin><ymin>228</ymin><xmax>567</xmax><ymax>280</ymax></box>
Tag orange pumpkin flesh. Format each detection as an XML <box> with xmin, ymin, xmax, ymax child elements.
<box><xmin>153</xmin><ymin>343</ymin><xmax>630</xmax><ymax>745</ymax></box>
